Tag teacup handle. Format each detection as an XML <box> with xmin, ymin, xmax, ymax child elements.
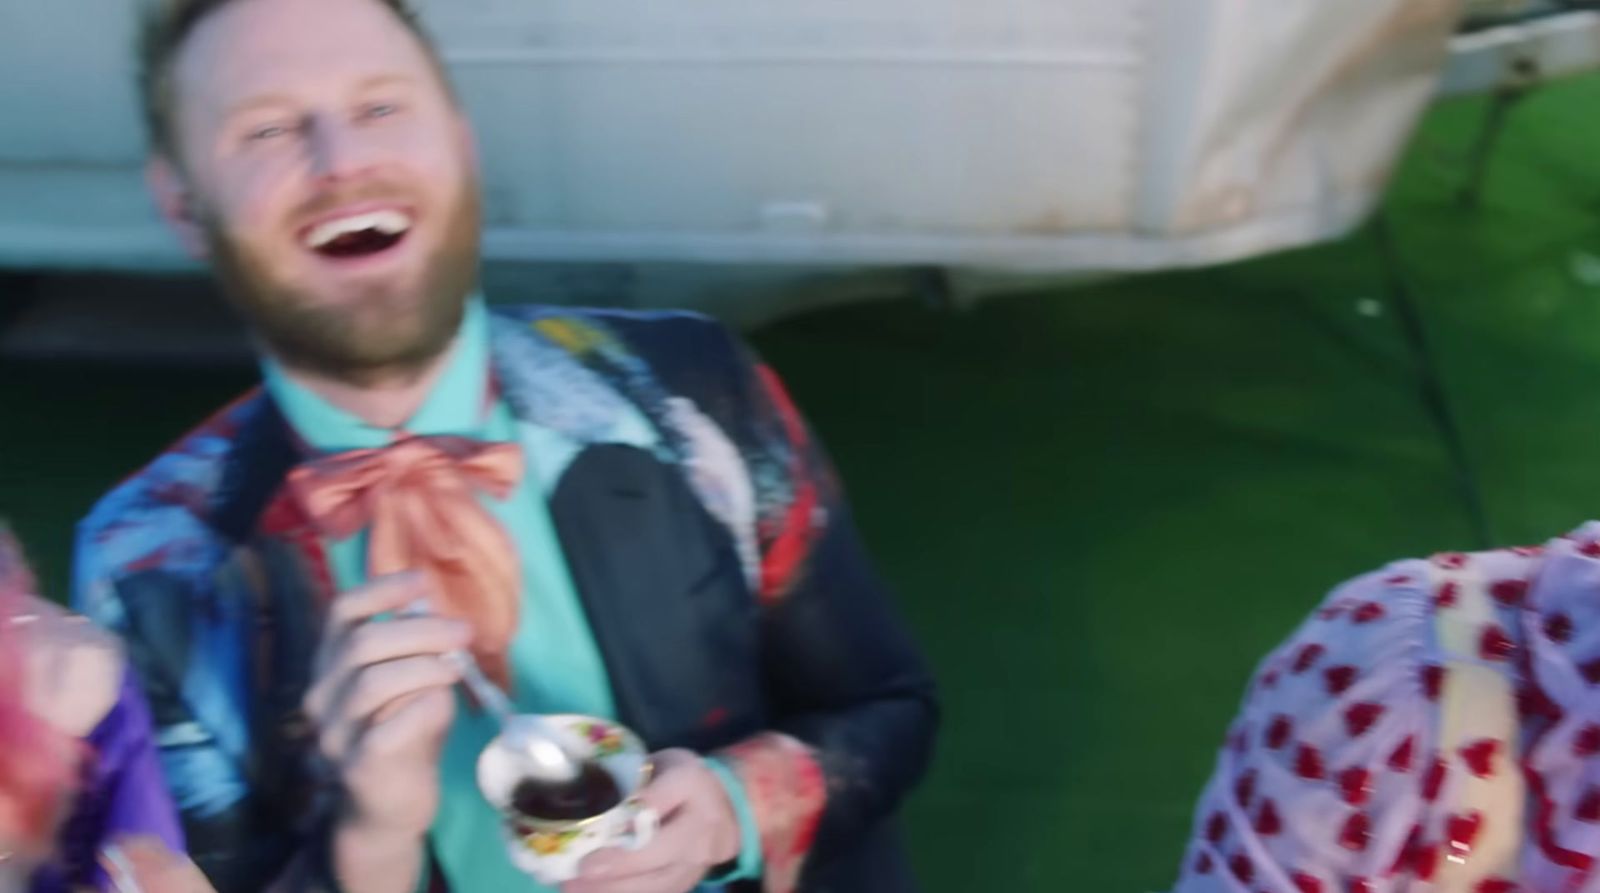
<box><xmin>624</xmin><ymin>807</ymin><xmax>659</xmax><ymax>850</ymax></box>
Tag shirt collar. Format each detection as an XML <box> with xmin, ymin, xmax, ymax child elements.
<box><xmin>263</xmin><ymin>296</ymin><xmax>492</xmax><ymax>452</ymax></box>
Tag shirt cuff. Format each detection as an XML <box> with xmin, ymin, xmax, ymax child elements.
<box><xmin>703</xmin><ymin>756</ymin><xmax>764</xmax><ymax>883</ymax></box>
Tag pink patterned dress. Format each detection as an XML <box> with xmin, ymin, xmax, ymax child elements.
<box><xmin>1172</xmin><ymin>523</ymin><xmax>1600</xmax><ymax>893</ymax></box>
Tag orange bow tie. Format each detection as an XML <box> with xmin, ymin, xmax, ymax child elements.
<box><xmin>288</xmin><ymin>435</ymin><xmax>524</xmax><ymax>689</ymax></box>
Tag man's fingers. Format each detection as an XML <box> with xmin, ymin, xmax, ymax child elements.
<box><xmin>562</xmin><ymin>862</ymin><xmax>701</xmax><ymax>893</ymax></box>
<box><xmin>304</xmin><ymin>612</ymin><xmax>466</xmax><ymax>761</ymax></box>
<box><xmin>302</xmin><ymin>671</ymin><xmax>343</xmax><ymax>736</ymax></box>
<box><xmin>560</xmin><ymin>752</ymin><xmax>732</xmax><ymax>893</ymax></box>
<box><xmin>352</xmin><ymin>686</ymin><xmax>456</xmax><ymax>764</ymax></box>
<box><xmin>304</xmin><ymin>617</ymin><xmax>470</xmax><ymax>721</ymax></box>
<box><xmin>570</xmin><ymin>811</ymin><xmax>697</xmax><ymax>881</ymax></box>
<box><xmin>338</xmin><ymin>617</ymin><xmax>472</xmax><ymax>673</ymax></box>
<box><xmin>338</xmin><ymin>687</ymin><xmax>455</xmax><ymax>831</ymax></box>
<box><xmin>313</xmin><ymin>573</ymin><xmax>434</xmax><ymax>674</ymax></box>
<box><xmin>344</xmin><ymin>655</ymin><xmax>460</xmax><ymax>722</ymax></box>
<box><xmin>633</xmin><ymin>755</ymin><xmax>700</xmax><ymax>817</ymax></box>
<box><xmin>328</xmin><ymin>573</ymin><xmax>434</xmax><ymax>629</ymax></box>
<box><xmin>314</xmin><ymin>656</ymin><xmax>461</xmax><ymax>759</ymax></box>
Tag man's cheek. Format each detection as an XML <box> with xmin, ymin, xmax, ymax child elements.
<box><xmin>223</xmin><ymin>199</ymin><xmax>289</xmax><ymax>254</ymax></box>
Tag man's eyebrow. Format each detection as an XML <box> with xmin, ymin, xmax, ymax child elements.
<box><xmin>221</xmin><ymin>93</ymin><xmax>298</xmax><ymax>124</ymax></box>
<box><xmin>219</xmin><ymin>76</ymin><xmax>416</xmax><ymax>123</ymax></box>
<box><xmin>354</xmin><ymin>74</ymin><xmax>417</xmax><ymax>91</ymax></box>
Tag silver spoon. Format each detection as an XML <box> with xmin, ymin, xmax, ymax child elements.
<box><xmin>443</xmin><ymin>649</ymin><xmax>585</xmax><ymax>783</ymax></box>
<box><xmin>393</xmin><ymin>599</ymin><xmax>587</xmax><ymax>783</ymax></box>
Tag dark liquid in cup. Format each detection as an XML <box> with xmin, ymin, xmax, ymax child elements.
<box><xmin>509</xmin><ymin>762</ymin><xmax>622</xmax><ymax>821</ymax></box>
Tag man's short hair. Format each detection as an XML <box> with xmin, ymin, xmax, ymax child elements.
<box><xmin>137</xmin><ymin>0</ymin><xmax>448</xmax><ymax>158</ymax></box>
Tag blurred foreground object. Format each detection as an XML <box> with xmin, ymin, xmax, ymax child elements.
<box><xmin>0</xmin><ymin>528</ymin><xmax>188</xmax><ymax>893</ymax></box>
<box><xmin>101</xmin><ymin>838</ymin><xmax>216</xmax><ymax>893</ymax></box>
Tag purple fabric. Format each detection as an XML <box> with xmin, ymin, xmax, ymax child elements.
<box><xmin>29</xmin><ymin>667</ymin><xmax>185</xmax><ymax>893</ymax></box>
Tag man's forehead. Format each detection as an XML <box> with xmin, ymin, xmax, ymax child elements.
<box><xmin>175</xmin><ymin>0</ymin><xmax>428</xmax><ymax>110</ymax></box>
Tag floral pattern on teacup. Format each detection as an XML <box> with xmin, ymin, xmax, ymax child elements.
<box><xmin>522</xmin><ymin>827</ymin><xmax>583</xmax><ymax>856</ymax></box>
<box><xmin>574</xmin><ymin>720</ymin><xmax>626</xmax><ymax>758</ymax></box>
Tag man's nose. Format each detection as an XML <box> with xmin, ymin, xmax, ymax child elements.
<box><xmin>306</xmin><ymin>115</ymin><xmax>379</xmax><ymax>185</ymax></box>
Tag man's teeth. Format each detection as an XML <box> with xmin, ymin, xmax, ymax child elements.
<box><xmin>304</xmin><ymin>210</ymin><xmax>412</xmax><ymax>248</ymax></box>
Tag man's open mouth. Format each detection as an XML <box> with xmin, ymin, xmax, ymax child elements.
<box><xmin>302</xmin><ymin>209</ymin><xmax>413</xmax><ymax>259</ymax></box>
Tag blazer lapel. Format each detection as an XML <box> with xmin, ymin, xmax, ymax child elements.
<box><xmin>489</xmin><ymin>311</ymin><xmax>761</xmax><ymax>749</ymax></box>
<box><xmin>547</xmin><ymin>443</ymin><xmax>762</xmax><ymax>751</ymax></box>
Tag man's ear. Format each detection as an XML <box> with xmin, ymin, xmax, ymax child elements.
<box><xmin>146</xmin><ymin>155</ymin><xmax>210</xmax><ymax>259</ymax></box>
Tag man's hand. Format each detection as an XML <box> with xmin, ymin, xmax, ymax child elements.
<box><xmin>564</xmin><ymin>749</ymin><xmax>743</xmax><ymax>893</ymax></box>
<box><xmin>301</xmin><ymin>574</ymin><xmax>470</xmax><ymax>893</ymax></box>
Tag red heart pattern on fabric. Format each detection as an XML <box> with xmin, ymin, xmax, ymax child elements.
<box><xmin>1578</xmin><ymin>786</ymin><xmax>1600</xmax><ymax>823</ymax></box>
<box><xmin>1265</xmin><ymin>715</ymin><xmax>1293</xmax><ymax>750</ymax></box>
<box><xmin>1229</xmin><ymin>853</ymin><xmax>1254</xmax><ymax>884</ymax></box>
<box><xmin>1490</xmin><ymin>578</ymin><xmax>1528</xmax><ymax>606</ymax></box>
<box><xmin>1421</xmin><ymin>664</ymin><xmax>1445</xmax><ymax>701</ymax></box>
<box><xmin>1423</xmin><ymin>756</ymin><xmax>1448</xmax><ymax>802</ymax></box>
<box><xmin>1544</xmin><ymin>612</ymin><xmax>1573</xmax><ymax>643</ymax></box>
<box><xmin>1388</xmin><ymin>735</ymin><xmax>1415</xmax><ymax>772</ymax></box>
<box><xmin>1254</xmin><ymin>799</ymin><xmax>1282</xmax><ymax>836</ymax></box>
<box><xmin>1338</xmin><ymin>812</ymin><xmax>1371</xmax><ymax>851</ymax></box>
<box><xmin>1446</xmin><ymin>810</ymin><xmax>1483</xmax><ymax>861</ymax></box>
<box><xmin>1338</xmin><ymin>766</ymin><xmax>1372</xmax><ymax>807</ymax></box>
<box><xmin>1295</xmin><ymin>744</ymin><xmax>1326</xmax><ymax>781</ymax></box>
<box><xmin>1352</xmin><ymin>602</ymin><xmax>1385</xmax><ymax>624</ymax></box>
<box><xmin>1479</xmin><ymin>624</ymin><xmax>1516</xmax><ymax>661</ymax></box>
<box><xmin>1460</xmin><ymin>739</ymin><xmax>1500</xmax><ymax>778</ymax></box>
<box><xmin>1343</xmin><ymin>702</ymin><xmax>1384</xmax><ymax>738</ymax></box>
<box><xmin>1575</xmin><ymin>724</ymin><xmax>1600</xmax><ymax>758</ymax></box>
<box><xmin>1293</xmin><ymin>643</ymin><xmax>1327</xmax><ymax>674</ymax></box>
<box><xmin>1325</xmin><ymin>665</ymin><xmax>1357</xmax><ymax>696</ymax></box>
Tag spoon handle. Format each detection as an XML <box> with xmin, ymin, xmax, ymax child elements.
<box><xmin>446</xmin><ymin>650</ymin><xmax>516</xmax><ymax>724</ymax></box>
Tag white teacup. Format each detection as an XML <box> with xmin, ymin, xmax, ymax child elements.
<box><xmin>476</xmin><ymin>714</ymin><xmax>658</xmax><ymax>885</ymax></box>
